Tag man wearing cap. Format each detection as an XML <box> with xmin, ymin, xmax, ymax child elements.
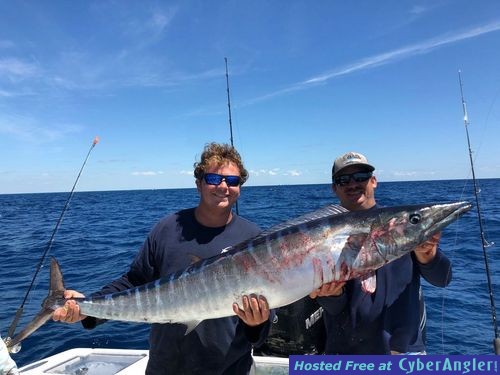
<box><xmin>309</xmin><ymin>151</ymin><xmax>452</xmax><ymax>354</ymax></box>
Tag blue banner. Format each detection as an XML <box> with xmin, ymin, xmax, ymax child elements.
<box><xmin>289</xmin><ymin>355</ymin><xmax>499</xmax><ymax>375</ymax></box>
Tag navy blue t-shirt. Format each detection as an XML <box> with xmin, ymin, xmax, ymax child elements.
<box><xmin>317</xmin><ymin>204</ymin><xmax>452</xmax><ymax>354</ymax></box>
<box><xmin>82</xmin><ymin>208</ymin><xmax>270</xmax><ymax>375</ymax></box>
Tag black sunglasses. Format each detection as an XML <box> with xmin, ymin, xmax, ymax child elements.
<box><xmin>203</xmin><ymin>173</ymin><xmax>241</xmax><ymax>187</ymax></box>
<box><xmin>334</xmin><ymin>172</ymin><xmax>373</xmax><ymax>186</ymax></box>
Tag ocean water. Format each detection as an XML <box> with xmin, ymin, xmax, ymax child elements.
<box><xmin>1</xmin><ymin>180</ymin><xmax>499</xmax><ymax>367</ymax></box>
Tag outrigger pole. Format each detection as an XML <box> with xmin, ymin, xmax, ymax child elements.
<box><xmin>225</xmin><ymin>57</ymin><xmax>239</xmax><ymax>215</ymax></box>
<box><xmin>5</xmin><ymin>137</ymin><xmax>99</xmax><ymax>346</ymax></box>
<box><xmin>458</xmin><ymin>71</ymin><xmax>499</xmax><ymax>355</ymax></box>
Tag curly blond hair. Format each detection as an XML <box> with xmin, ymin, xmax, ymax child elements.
<box><xmin>193</xmin><ymin>142</ymin><xmax>249</xmax><ymax>185</ymax></box>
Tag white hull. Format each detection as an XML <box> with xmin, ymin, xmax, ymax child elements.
<box><xmin>19</xmin><ymin>348</ymin><xmax>289</xmax><ymax>375</ymax></box>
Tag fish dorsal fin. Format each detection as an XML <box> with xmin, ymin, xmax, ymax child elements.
<box><xmin>360</xmin><ymin>272</ymin><xmax>377</xmax><ymax>294</ymax></box>
<box><xmin>259</xmin><ymin>204</ymin><xmax>348</xmax><ymax>237</ymax></box>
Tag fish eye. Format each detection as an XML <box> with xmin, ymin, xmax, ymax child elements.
<box><xmin>409</xmin><ymin>213</ymin><xmax>421</xmax><ymax>224</ymax></box>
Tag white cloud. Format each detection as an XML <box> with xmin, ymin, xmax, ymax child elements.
<box><xmin>0</xmin><ymin>115</ymin><xmax>82</xmax><ymax>143</ymax></box>
<box><xmin>245</xmin><ymin>20</ymin><xmax>500</xmax><ymax>105</ymax></box>
<box><xmin>304</xmin><ymin>20</ymin><xmax>500</xmax><ymax>85</ymax></box>
<box><xmin>0</xmin><ymin>40</ymin><xmax>15</xmax><ymax>49</ymax></box>
<box><xmin>42</xmin><ymin>52</ymin><xmax>222</xmax><ymax>92</ymax></box>
<box><xmin>409</xmin><ymin>5</ymin><xmax>429</xmax><ymax>15</ymax></box>
<box><xmin>131</xmin><ymin>171</ymin><xmax>165</xmax><ymax>176</ymax></box>
<box><xmin>250</xmin><ymin>168</ymin><xmax>282</xmax><ymax>177</ymax></box>
<box><xmin>286</xmin><ymin>170</ymin><xmax>301</xmax><ymax>177</ymax></box>
<box><xmin>393</xmin><ymin>171</ymin><xmax>418</xmax><ymax>177</ymax></box>
<box><xmin>0</xmin><ymin>7</ymin><xmax>216</xmax><ymax>94</ymax></box>
<box><xmin>0</xmin><ymin>89</ymin><xmax>17</xmax><ymax>97</ymax></box>
<box><xmin>120</xmin><ymin>6</ymin><xmax>177</xmax><ymax>40</ymax></box>
<box><xmin>180</xmin><ymin>170</ymin><xmax>193</xmax><ymax>175</ymax></box>
<box><xmin>0</xmin><ymin>58</ymin><xmax>40</xmax><ymax>79</ymax></box>
<box><xmin>150</xmin><ymin>9</ymin><xmax>176</xmax><ymax>33</ymax></box>
<box><xmin>0</xmin><ymin>87</ymin><xmax>36</xmax><ymax>97</ymax></box>
<box><xmin>393</xmin><ymin>171</ymin><xmax>436</xmax><ymax>177</ymax></box>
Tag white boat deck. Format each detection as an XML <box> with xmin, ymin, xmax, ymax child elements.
<box><xmin>19</xmin><ymin>348</ymin><xmax>289</xmax><ymax>374</ymax></box>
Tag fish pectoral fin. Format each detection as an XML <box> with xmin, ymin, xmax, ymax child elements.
<box><xmin>360</xmin><ymin>272</ymin><xmax>377</xmax><ymax>294</ymax></box>
<box><xmin>183</xmin><ymin>320</ymin><xmax>203</xmax><ymax>335</ymax></box>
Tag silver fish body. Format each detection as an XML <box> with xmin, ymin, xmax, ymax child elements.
<box><xmin>78</xmin><ymin>201</ymin><xmax>470</xmax><ymax>323</ymax></box>
<box><xmin>6</xmin><ymin>201</ymin><xmax>471</xmax><ymax>350</ymax></box>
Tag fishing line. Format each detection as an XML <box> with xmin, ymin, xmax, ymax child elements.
<box><xmin>458</xmin><ymin>71</ymin><xmax>499</xmax><ymax>355</ymax></box>
<box><xmin>475</xmin><ymin>81</ymin><xmax>500</xmax><ymax>160</ymax></box>
<box><xmin>437</xmin><ymin>211</ymin><xmax>465</xmax><ymax>354</ymax></box>
<box><xmin>6</xmin><ymin>136</ymin><xmax>99</xmax><ymax>342</ymax></box>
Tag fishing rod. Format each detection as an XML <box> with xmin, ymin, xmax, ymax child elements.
<box><xmin>458</xmin><ymin>71</ymin><xmax>499</xmax><ymax>355</ymax></box>
<box><xmin>225</xmin><ymin>57</ymin><xmax>239</xmax><ymax>215</ymax></box>
<box><xmin>5</xmin><ymin>136</ymin><xmax>99</xmax><ymax>345</ymax></box>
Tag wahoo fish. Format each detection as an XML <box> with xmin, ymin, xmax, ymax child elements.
<box><xmin>6</xmin><ymin>201</ymin><xmax>471</xmax><ymax>351</ymax></box>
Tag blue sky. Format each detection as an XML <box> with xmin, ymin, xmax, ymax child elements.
<box><xmin>1</xmin><ymin>1</ymin><xmax>500</xmax><ymax>194</ymax></box>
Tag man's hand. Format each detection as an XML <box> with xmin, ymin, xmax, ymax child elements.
<box><xmin>233</xmin><ymin>295</ymin><xmax>270</xmax><ymax>326</ymax></box>
<box><xmin>52</xmin><ymin>290</ymin><xmax>87</xmax><ymax>324</ymax></box>
<box><xmin>414</xmin><ymin>232</ymin><xmax>441</xmax><ymax>264</ymax></box>
<box><xmin>309</xmin><ymin>281</ymin><xmax>346</xmax><ymax>299</ymax></box>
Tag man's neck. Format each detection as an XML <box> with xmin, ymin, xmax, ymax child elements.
<box><xmin>194</xmin><ymin>206</ymin><xmax>233</xmax><ymax>227</ymax></box>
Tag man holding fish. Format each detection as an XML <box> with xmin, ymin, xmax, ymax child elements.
<box><xmin>310</xmin><ymin>151</ymin><xmax>452</xmax><ymax>354</ymax></box>
<box><xmin>53</xmin><ymin>142</ymin><xmax>272</xmax><ymax>375</ymax></box>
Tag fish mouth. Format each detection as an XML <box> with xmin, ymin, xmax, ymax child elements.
<box><xmin>426</xmin><ymin>201</ymin><xmax>472</xmax><ymax>236</ymax></box>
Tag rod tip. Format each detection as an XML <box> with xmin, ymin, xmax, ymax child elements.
<box><xmin>93</xmin><ymin>136</ymin><xmax>100</xmax><ymax>145</ymax></box>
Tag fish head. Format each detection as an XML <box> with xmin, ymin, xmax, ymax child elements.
<box><xmin>364</xmin><ymin>201</ymin><xmax>472</xmax><ymax>262</ymax></box>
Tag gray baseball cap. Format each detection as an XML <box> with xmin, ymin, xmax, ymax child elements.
<box><xmin>332</xmin><ymin>151</ymin><xmax>375</xmax><ymax>178</ymax></box>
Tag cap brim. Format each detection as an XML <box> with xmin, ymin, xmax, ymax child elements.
<box><xmin>333</xmin><ymin>164</ymin><xmax>375</xmax><ymax>177</ymax></box>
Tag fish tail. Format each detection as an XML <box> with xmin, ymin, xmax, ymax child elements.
<box><xmin>6</xmin><ymin>258</ymin><xmax>66</xmax><ymax>352</ymax></box>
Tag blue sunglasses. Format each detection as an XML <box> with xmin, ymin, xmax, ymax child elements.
<box><xmin>203</xmin><ymin>173</ymin><xmax>241</xmax><ymax>187</ymax></box>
